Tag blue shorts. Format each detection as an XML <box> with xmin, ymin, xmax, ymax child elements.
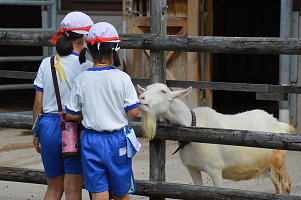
<box><xmin>38</xmin><ymin>113</ymin><xmax>83</xmax><ymax>178</ymax></box>
<box><xmin>81</xmin><ymin>127</ymin><xmax>132</xmax><ymax>196</ymax></box>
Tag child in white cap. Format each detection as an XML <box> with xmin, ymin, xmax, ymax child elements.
<box><xmin>33</xmin><ymin>11</ymin><xmax>93</xmax><ymax>199</ymax></box>
<box><xmin>65</xmin><ymin>22</ymin><xmax>139</xmax><ymax>200</ymax></box>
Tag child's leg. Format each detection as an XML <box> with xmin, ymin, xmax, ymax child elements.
<box><xmin>44</xmin><ymin>174</ymin><xmax>64</xmax><ymax>200</ymax></box>
<box><xmin>91</xmin><ymin>190</ymin><xmax>110</xmax><ymax>200</ymax></box>
<box><xmin>64</xmin><ymin>173</ymin><xmax>84</xmax><ymax>200</ymax></box>
<box><xmin>112</xmin><ymin>193</ymin><xmax>130</xmax><ymax>200</ymax></box>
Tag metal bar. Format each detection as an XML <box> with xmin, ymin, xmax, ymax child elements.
<box><xmin>57</xmin><ymin>0</ymin><xmax>61</xmax><ymax>10</ymax></box>
<box><xmin>0</xmin><ymin>1</ymin><xmax>54</xmax><ymax>6</ymax></box>
<box><xmin>0</xmin><ymin>56</ymin><xmax>46</xmax><ymax>62</ymax></box>
<box><xmin>279</xmin><ymin>0</ymin><xmax>293</xmax><ymax>124</ymax></box>
<box><xmin>0</xmin><ymin>28</ymin><xmax>55</xmax><ymax>32</ymax></box>
<box><xmin>0</xmin><ymin>83</ymin><xmax>33</xmax><ymax>91</ymax></box>
<box><xmin>50</xmin><ymin>0</ymin><xmax>57</xmax><ymax>31</ymax></box>
<box><xmin>49</xmin><ymin>0</ymin><xmax>57</xmax><ymax>56</ymax></box>
<box><xmin>290</xmin><ymin>11</ymin><xmax>299</xmax><ymax>126</ymax></box>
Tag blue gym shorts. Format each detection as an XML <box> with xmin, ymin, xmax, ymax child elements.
<box><xmin>38</xmin><ymin>113</ymin><xmax>83</xmax><ymax>178</ymax></box>
<box><xmin>81</xmin><ymin>127</ymin><xmax>132</xmax><ymax>196</ymax></box>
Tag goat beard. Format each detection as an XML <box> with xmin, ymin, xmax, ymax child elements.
<box><xmin>140</xmin><ymin>111</ymin><xmax>156</xmax><ymax>140</ymax></box>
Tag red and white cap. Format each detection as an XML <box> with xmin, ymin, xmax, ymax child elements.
<box><xmin>86</xmin><ymin>22</ymin><xmax>121</xmax><ymax>45</ymax></box>
<box><xmin>51</xmin><ymin>11</ymin><xmax>94</xmax><ymax>44</ymax></box>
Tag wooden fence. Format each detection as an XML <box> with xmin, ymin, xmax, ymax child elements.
<box><xmin>2</xmin><ymin>32</ymin><xmax>301</xmax><ymax>199</ymax></box>
<box><xmin>1</xmin><ymin>118</ymin><xmax>301</xmax><ymax>199</ymax></box>
<box><xmin>2</xmin><ymin>35</ymin><xmax>301</xmax><ymax>199</ymax></box>
<box><xmin>2</xmin><ymin>0</ymin><xmax>301</xmax><ymax>197</ymax></box>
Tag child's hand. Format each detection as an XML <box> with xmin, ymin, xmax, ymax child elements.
<box><xmin>33</xmin><ymin>136</ymin><xmax>41</xmax><ymax>153</ymax></box>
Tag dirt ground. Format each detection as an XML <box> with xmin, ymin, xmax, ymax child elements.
<box><xmin>0</xmin><ymin>127</ymin><xmax>301</xmax><ymax>200</ymax></box>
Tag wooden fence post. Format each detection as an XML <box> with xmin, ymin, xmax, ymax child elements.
<box><xmin>149</xmin><ymin>0</ymin><xmax>167</xmax><ymax>199</ymax></box>
<box><xmin>187</xmin><ymin>0</ymin><xmax>200</xmax><ymax>109</ymax></box>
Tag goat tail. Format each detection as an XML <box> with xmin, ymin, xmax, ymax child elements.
<box><xmin>279</xmin><ymin>122</ymin><xmax>298</xmax><ymax>134</ymax></box>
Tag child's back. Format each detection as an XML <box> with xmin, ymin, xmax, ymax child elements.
<box><xmin>66</xmin><ymin>22</ymin><xmax>139</xmax><ymax>200</ymax></box>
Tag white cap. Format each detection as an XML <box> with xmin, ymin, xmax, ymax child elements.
<box><xmin>87</xmin><ymin>22</ymin><xmax>121</xmax><ymax>44</ymax></box>
<box><xmin>60</xmin><ymin>11</ymin><xmax>94</xmax><ymax>35</ymax></box>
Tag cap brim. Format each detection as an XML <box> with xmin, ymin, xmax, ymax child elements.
<box><xmin>107</xmin><ymin>40</ymin><xmax>121</xmax><ymax>43</ymax></box>
<box><xmin>71</xmin><ymin>30</ymin><xmax>89</xmax><ymax>35</ymax></box>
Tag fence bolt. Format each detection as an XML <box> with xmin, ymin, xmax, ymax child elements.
<box><xmin>0</xmin><ymin>31</ymin><xmax>7</xmax><ymax>38</ymax></box>
<box><xmin>143</xmin><ymin>187</ymin><xmax>148</xmax><ymax>193</ymax></box>
<box><xmin>162</xmin><ymin>4</ymin><xmax>168</xmax><ymax>11</ymax></box>
<box><xmin>125</xmin><ymin>7</ymin><xmax>132</xmax><ymax>15</ymax></box>
<box><xmin>144</xmin><ymin>39</ymin><xmax>148</xmax><ymax>44</ymax></box>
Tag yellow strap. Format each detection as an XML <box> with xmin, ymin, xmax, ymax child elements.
<box><xmin>54</xmin><ymin>56</ymin><xmax>71</xmax><ymax>91</ymax></box>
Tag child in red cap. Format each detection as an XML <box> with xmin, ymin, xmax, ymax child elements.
<box><xmin>65</xmin><ymin>22</ymin><xmax>139</xmax><ymax>200</ymax></box>
<box><xmin>33</xmin><ymin>11</ymin><xmax>93</xmax><ymax>200</ymax></box>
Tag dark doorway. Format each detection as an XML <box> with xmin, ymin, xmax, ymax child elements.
<box><xmin>0</xmin><ymin>5</ymin><xmax>42</xmax><ymax>112</ymax></box>
<box><xmin>0</xmin><ymin>5</ymin><xmax>43</xmax><ymax>81</ymax></box>
<box><xmin>212</xmin><ymin>0</ymin><xmax>280</xmax><ymax>117</ymax></box>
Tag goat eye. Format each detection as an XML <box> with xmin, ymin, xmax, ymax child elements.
<box><xmin>161</xmin><ymin>90</ymin><xmax>166</xmax><ymax>94</ymax></box>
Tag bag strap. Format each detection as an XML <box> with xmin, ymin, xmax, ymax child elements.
<box><xmin>50</xmin><ymin>56</ymin><xmax>63</xmax><ymax>112</ymax></box>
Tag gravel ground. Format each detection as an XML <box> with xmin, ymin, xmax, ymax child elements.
<box><xmin>1</xmin><ymin>127</ymin><xmax>301</xmax><ymax>199</ymax></box>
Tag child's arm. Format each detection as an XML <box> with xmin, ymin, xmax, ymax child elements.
<box><xmin>33</xmin><ymin>90</ymin><xmax>43</xmax><ymax>153</ymax></box>
<box><xmin>33</xmin><ymin>90</ymin><xmax>43</xmax><ymax>124</ymax></box>
<box><xmin>126</xmin><ymin>107</ymin><xmax>139</xmax><ymax>117</ymax></box>
<box><xmin>66</xmin><ymin>112</ymin><xmax>83</xmax><ymax>121</ymax></box>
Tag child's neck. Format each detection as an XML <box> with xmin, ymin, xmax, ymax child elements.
<box><xmin>93</xmin><ymin>60</ymin><xmax>111</xmax><ymax>68</ymax></box>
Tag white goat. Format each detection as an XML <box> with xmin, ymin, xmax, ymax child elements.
<box><xmin>137</xmin><ymin>83</ymin><xmax>296</xmax><ymax>194</ymax></box>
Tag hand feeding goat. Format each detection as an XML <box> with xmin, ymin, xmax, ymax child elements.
<box><xmin>137</xmin><ymin>83</ymin><xmax>296</xmax><ymax>194</ymax></box>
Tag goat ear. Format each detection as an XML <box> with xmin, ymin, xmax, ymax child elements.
<box><xmin>170</xmin><ymin>86</ymin><xmax>192</xmax><ymax>100</ymax></box>
<box><xmin>137</xmin><ymin>84</ymin><xmax>145</xmax><ymax>94</ymax></box>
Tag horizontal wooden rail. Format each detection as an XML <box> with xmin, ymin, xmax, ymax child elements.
<box><xmin>0</xmin><ymin>166</ymin><xmax>299</xmax><ymax>200</ymax></box>
<box><xmin>133</xmin><ymin>78</ymin><xmax>301</xmax><ymax>94</ymax></box>
<box><xmin>2</xmin><ymin>74</ymin><xmax>301</xmax><ymax>94</ymax></box>
<box><xmin>0</xmin><ymin>166</ymin><xmax>46</xmax><ymax>184</ymax></box>
<box><xmin>1</xmin><ymin>31</ymin><xmax>301</xmax><ymax>55</ymax></box>
<box><xmin>0</xmin><ymin>56</ymin><xmax>46</xmax><ymax>62</ymax></box>
<box><xmin>0</xmin><ymin>83</ymin><xmax>33</xmax><ymax>91</ymax></box>
<box><xmin>0</xmin><ymin>31</ymin><xmax>54</xmax><ymax>46</ymax></box>
<box><xmin>122</xmin><ymin>34</ymin><xmax>301</xmax><ymax>55</ymax></box>
<box><xmin>1</xmin><ymin>113</ymin><xmax>301</xmax><ymax>151</ymax></box>
<box><xmin>0</xmin><ymin>113</ymin><xmax>33</xmax><ymax>129</ymax></box>
<box><xmin>152</xmin><ymin>123</ymin><xmax>301</xmax><ymax>151</ymax></box>
<box><xmin>0</xmin><ymin>70</ymin><xmax>37</xmax><ymax>79</ymax></box>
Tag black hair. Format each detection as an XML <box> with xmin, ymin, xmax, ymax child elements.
<box><xmin>79</xmin><ymin>42</ymin><xmax>121</xmax><ymax>67</ymax></box>
<box><xmin>56</xmin><ymin>31</ymin><xmax>83</xmax><ymax>56</ymax></box>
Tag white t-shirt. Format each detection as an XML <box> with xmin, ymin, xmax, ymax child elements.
<box><xmin>65</xmin><ymin>66</ymin><xmax>139</xmax><ymax>132</ymax></box>
<box><xmin>34</xmin><ymin>53</ymin><xmax>93</xmax><ymax>114</ymax></box>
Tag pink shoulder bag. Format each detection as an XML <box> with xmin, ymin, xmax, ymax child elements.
<box><xmin>50</xmin><ymin>56</ymin><xmax>80</xmax><ymax>159</ymax></box>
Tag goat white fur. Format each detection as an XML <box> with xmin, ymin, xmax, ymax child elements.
<box><xmin>137</xmin><ymin>83</ymin><xmax>296</xmax><ymax>194</ymax></box>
